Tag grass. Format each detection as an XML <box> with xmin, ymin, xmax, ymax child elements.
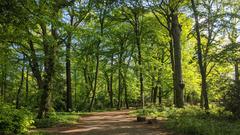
<box><xmin>133</xmin><ymin>105</ymin><xmax>240</xmax><ymax>135</ymax></box>
<box><xmin>34</xmin><ymin>112</ymin><xmax>85</xmax><ymax>128</ymax></box>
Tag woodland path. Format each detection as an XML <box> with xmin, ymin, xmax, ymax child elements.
<box><xmin>34</xmin><ymin>110</ymin><xmax>178</xmax><ymax>135</ymax></box>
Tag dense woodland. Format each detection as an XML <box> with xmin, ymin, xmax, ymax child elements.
<box><xmin>0</xmin><ymin>0</ymin><xmax>240</xmax><ymax>134</ymax></box>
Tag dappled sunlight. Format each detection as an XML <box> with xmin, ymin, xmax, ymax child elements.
<box><xmin>35</xmin><ymin>110</ymin><xmax>174</xmax><ymax>135</ymax></box>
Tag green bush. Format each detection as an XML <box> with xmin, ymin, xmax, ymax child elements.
<box><xmin>135</xmin><ymin>105</ymin><xmax>240</xmax><ymax>135</ymax></box>
<box><xmin>223</xmin><ymin>81</ymin><xmax>240</xmax><ymax>119</ymax></box>
<box><xmin>0</xmin><ymin>104</ymin><xmax>34</xmax><ymax>134</ymax></box>
<box><xmin>163</xmin><ymin>106</ymin><xmax>239</xmax><ymax>135</ymax></box>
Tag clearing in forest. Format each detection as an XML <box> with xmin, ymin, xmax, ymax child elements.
<box><xmin>34</xmin><ymin>110</ymin><xmax>177</xmax><ymax>135</ymax></box>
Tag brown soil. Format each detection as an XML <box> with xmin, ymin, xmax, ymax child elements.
<box><xmin>33</xmin><ymin>110</ymin><xmax>177</xmax><ymax>135</ymax></box>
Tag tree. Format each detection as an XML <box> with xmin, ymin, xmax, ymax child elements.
<box><xmin>150</xmin><ymin>0</ymin><xmax>185</xmax><ymax>107</ymax></box>
<box><xmin>122</xmin><ymin>0</ymin><xmax>145</xmax><ymax>108</ymax></box>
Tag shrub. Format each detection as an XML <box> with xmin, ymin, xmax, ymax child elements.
<box><xmin>223</xmin><ymin>81</ymin><xmax>240</xmax><ymax>119</ymax></box>
<box><xmin>135</xmin><ymin>105</ymin><xmax>239</xmax><ymax>135</ymax></box>
<box><xmin>0</xmin><ymin>104</ymin><xmax>34</xmax><ymax>134</ymax></box>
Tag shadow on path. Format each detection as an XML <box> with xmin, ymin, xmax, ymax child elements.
<box><xmin>34</xmin><ymin>110</ymin><xmax>177</xmax><ymax>135</ymax></box>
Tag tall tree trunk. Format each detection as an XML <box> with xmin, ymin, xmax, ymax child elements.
<box><xmin>89</xmin><ymin>47</ymin><xmax>99</xmax><ymax>111</ymax></box>
<box><xmin>37</xmin><ymin>24</ymin><xmax>56</xmax><ymax>118</ymax></box>
<box><xmin>89</xmin><ymin>11</ymin><xmax>105</xmax><ymax>111</ymax></box>
<box><xmin>152</xmin><ymin>74</ymin><xmax>158</xmax><ymax>104</ymax></box>
<box><xmin>66</xmin><ymin>33</ymin><xmax>72</xmax><ymax>112</ymax></box>
<box><xmin>66</xmin><ymin>14</ymin><xmax>74</xmax><ymax>112</ymax></box>
<box><xmin>191</xmin><ymin>0</ymin><xmax>209</xmax><ymax>110</ymax></box>
<box><xmin>134</xmin><ymin>14</ymin><xmax>144</xmax><ymax>108</ymax></box>
<box><xmin>109</xmin><ymin>54</ymin><xmax>114</xmax><ymax>108</ymax></box>
<box><xmin>25</xmin><ymin>66</ymin><xmax>29</xmax><ymax>103</ymax></box>
<box><xmin>158</xmin><ymin>81</ymin><xmax>162</xmax><ymax>105</ymax></box>
<box><xmin>117</xmin><ymin>43</ymin><xmax>123</xmax><ymax>110</ymax></box>
<box><xmin>123</xmin><ymin>73</ymin><xmax>129</xmax><ymax>109</ymax></box>
<box><xmin>16</xmin><ymin>64</ymin><xmax>25</xmax><ymax>109</ymax></box>
<box><xmin>74</xmin><ymin>68</ymin><xmax>77</xmax><ymax>108</ymax></box>
<box><xmin>171</xmin><ymin>11</ymin><xmax>184</xmax><ymax>108</ymax></box>
<box><xmin>234</xmin><ymin>61</ymin><xmax>239</xmax><ymax>82</ymax></box>
<box><xmin>166</xmin><ymin>17</ymin><xmax>176</xmax><ymax>105</ymax></box>
<box><xmin>1</xmin><ymin>66</ymin><xmax>6</xmax><ymax>102</ymax></box>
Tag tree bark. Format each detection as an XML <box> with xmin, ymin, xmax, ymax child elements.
<box><xmin>191</xmin><ymin>0</ymin><xmax>209</xmax><ymax>110</ymax></box>
<box><xmin>134</xmin><ymin>13</ymin><xmax>144</xmax><ymax>108</ymax></box>
<box><xmin>74</xmin><ymin>68</ymin><xmax>77</xmax><ymax>108</ymax></box>
<box><xmin>117</xmin><ymin>43</ymin><xmax>124</xmax><ymax>110</ymax></box>
<box><xmin>234</xmin><ymin>61</ymin><xmax>239</xmax><ymax>82</ymax></box>
<box><xmin>25</xmin><ymin>66</ymin><xmax>29</xmax><ymax>103</ymax></box>
<box><xmin>171</xmin><ymin>10</ymin><xmax>184</xmax><ymax>108</ymax></box>
<box><xmin>123</xmin><ymin>72</ymin><xmax>129</xmax><ymax>109</ymax></box>
<box><xmin>16</xmin><ymin>64</ymin><xmax>25</xmax><ymax>109</ymax></box>
<box><xmin>89</xmin><ymin>15</ymin><xmax>104</xmax><ymax>111</ymax></box>
<box><xmin>109</xmin><ymin>54</ymin><xmax>114</xmax><ymax>108</ymax></box>
<box><xmin>66</xmin><ymin>32</ymin><xmax>72</xmax><ymax>112</ymax></box>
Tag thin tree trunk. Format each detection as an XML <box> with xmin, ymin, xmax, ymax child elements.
<box><xmin>158</xmin><ymin>85</ymin><xmax>162</xmax><ymax>105</ymax></box>
<box><xmin>109</xmin><ymin>54</ymin><xmax>114</xmax><ymax>108</ymax></box>
<box><xmin>234</xmin><ymin>61</ymin><xmax>239</xmax><ymax>82</ymax></box>
<box><xmin>117</xmin><ymin>43</ymin><xmax>123</xmax><ymax>110</ymax></box>
<box><xmin>89</xmin><ymin>11</ymin><xmax>105</xmax><ymax>111</ymax></box>
<box><xmin>16</xmin><ymin>64</ymin><xmax>25</xmax><ymax>109</ymax></box>
<box><xmin>123</xmin><ymin>73</ymin><xmax>129</xmax><ymax>109</ymax></box>
<box><xmin>74</xmin><ymin>68</ymin><xmax>77</xmax><ymax>108</ymax></box>
<box><xmin>166</xmin><ymin>18</ymin><xmax>176</xmax><ymax>105</ymax></box>
<box><xmin>1</xmin><ymin>67</ymin><xmax>6</xmax><ymax>102</ymax></box>
<box><xmin>25</xmin><ymin>66</ymin><xmax>29</xmax><ymax>103</ymax></box>
<box><xmin>191</xmin><ymin>0</ymin><xmax>209</xmax><ymax>110</ymax></box>
<box><xmin>89</xmin><ymin>50</ymin><xmax>99</xmax><ymax>111</ymax></box>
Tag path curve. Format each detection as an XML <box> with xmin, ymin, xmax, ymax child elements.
<box><xmin>35</xmin><ymin>110</ymin><xmax>176</xmax><ymax>135</ymax></box>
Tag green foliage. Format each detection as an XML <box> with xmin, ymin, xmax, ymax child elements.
<box><xmin>164</xmin><ymin>106</ymin><xmax>239</xmax><ymax>135</ymax></box>
<box><xmin>223</xmin><ymin>81</ymin><xmax>240</xmax><ymax>118</ymax></box>
<box><xmin>167</xmin><ymin>117</ymin><xmax>240</xmax><ymax>135</ymax></box>
<box><xmin>135</xmin><ymin>105</ymin><xmax>239</xmax><ymax>135</ymax></box>
<box><xmin>34</xmin><ymin>112</ymin><xmax>82</xmax><ymax>128</ymax></box>
<box><xmin>0</xmin><ymin>104</ymin><xmax>34</xmax><ymax>134</ymax></box>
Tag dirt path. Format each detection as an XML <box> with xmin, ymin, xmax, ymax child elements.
<box><xmin>35</xmin><ymin>110</ymin><xmax>176</xmax><ymax>135</ymax></box>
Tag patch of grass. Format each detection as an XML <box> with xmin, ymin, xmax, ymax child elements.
<box><xmin>34</xmin><ymin>112</ymin><xmax>85</xmax><ymax>128</ymax></box>
<box><xmin>134</xmin><ymin>105</ymin><xmax>240</xmax><ymax>135</ymax></box>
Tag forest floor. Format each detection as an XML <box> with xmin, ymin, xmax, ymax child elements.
<box><xmin>33</xmin><ymin>110</ymin><xmax>178</xmax><ymax>135</ymax></box>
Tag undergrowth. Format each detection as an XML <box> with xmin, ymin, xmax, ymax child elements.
<box><xmin>134</xmin><ymin>105</ymin><xmax>240</xmax><ymax>135</ymax></box>
<box><xmin>34</xmin><ymin>112</ymin><xmax>84</xmax><ymax>128</ymax></box>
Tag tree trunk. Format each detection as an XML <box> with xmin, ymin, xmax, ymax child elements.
<box><xmin>66</xmin><ymin>33</ymin><xmax>72</xmax><ymax>112</ymax></box>
<box><xmin>117</xmin><ymin>43</ymin><xmax>123</xmax><ymax>110</ymax></box>
<box><xmin>166</xmin><ymin>17</ymin><xmax>176</xmax><ymax>105</ymax></box>
<box><xmin>74</xmin><ymin>68</ymin><xmax>77</xmax><ymax>109</ymax></box>
<box><xmin>171</xmin><ymin>11</ymin><xmax>184</xmax><ymax>108</ymax></box>
<box><xmin>123</xmin><ymin>73</ymin><xmax>129</xmax><ymax>109</ymax></box>
<box><xmin>1</xmin><ymin>66</ymin><xmax>6</xmax><ymax>102</ymax></box>
<box><xmin>16</xmin><ymin>64</ymin><xmax>25</xmax><ymax>109</ymax></box>
<box><xmin>191</xmin><ymin>0</ymin><xmax>209</xmax><ymax>110</ymax></box>
<box><xmin>89</xmin><ymin>11</ymin><xmax>105</xmax><ymax>111</ymax></box>
<box><xmin>234</xmin><ymin>61</ymin><xmax>239</xmax><ymax>82</ymax></box>
<box><xmin>25</xmin><ymin>66</ymin><xmax>29</xmax><ymax>103</ymax></box>
<box><xmin>134</xmin><ymin>13</ymin><xmax>144</xmax><ymax>108</ymax></box>
<box><xmin>89</xmin><ymin>40</ymin><xmax>100</xmax><ymax>112</ymax></box>
<box><xmin>158</xmin><ymin>86</ymin><xmax>162</xmax><ymax>105</ymax></box>
<box><xmin>36</xmin><ymin>24</ymin><xmax>56</xmax><ymax>118</ymax></box>
<box><xmin>109</xmin><ymin>54</ymin><xmax>114</xmax><ymax>108</ymax></box>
